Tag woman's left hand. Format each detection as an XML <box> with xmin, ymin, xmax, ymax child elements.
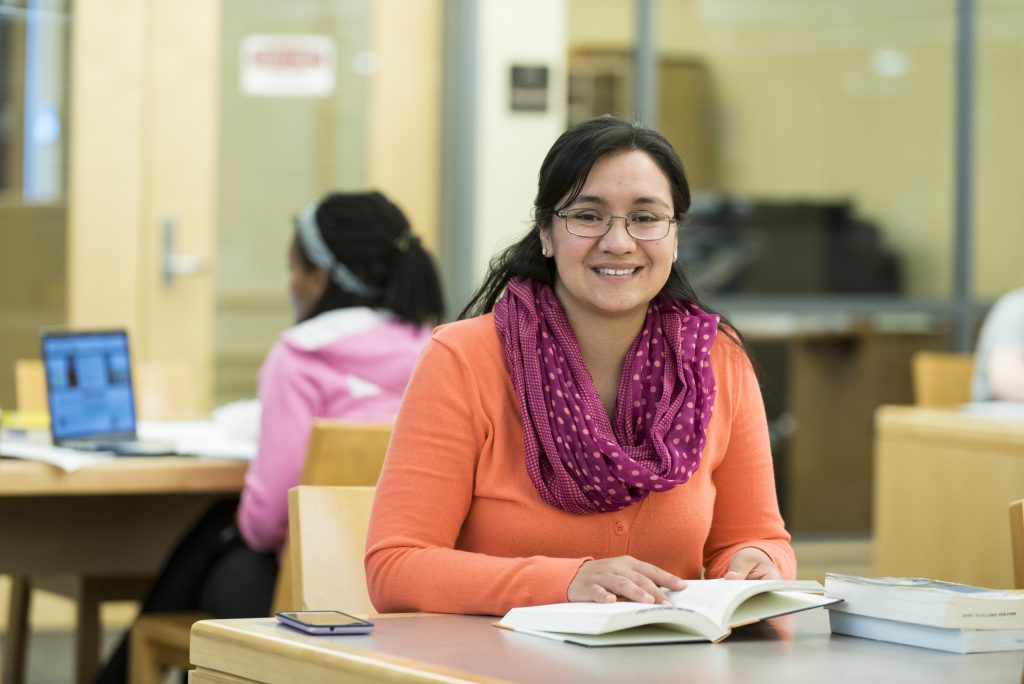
<box><xmin>723</xmin><ymin>547</ymin><xmax>782</xmax><ymax>580</ymax></box>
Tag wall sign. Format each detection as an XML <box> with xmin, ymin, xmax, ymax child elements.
<box><xmin>240</xmin><ymin>34</ymin><xmax>336</xmax><ymax>98</ymax></box>
<box><xmin>509</xmin><ymin>65</ymin><xmax>549</xmax><ymax>112</ymax></box>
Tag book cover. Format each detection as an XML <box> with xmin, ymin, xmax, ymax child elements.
<box><xmin>829</xmin><ymin>610</ymin><xmax>1024</xmax><ymax>654</ymax></box>
<box><xmin>824</xmin><ymin>573</ymin><xmax>1024</xmax><ymax>630</ymax></box>
<box><xmin>496</xmin><ymin>579</ymin><xmax>839</xmax><ymax>646</ymax></box>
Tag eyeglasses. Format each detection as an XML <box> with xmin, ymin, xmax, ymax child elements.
<box><xmin>555</xmin><ymin>208</ymin><xmax>676</xmax><ymax>241</ymax></box>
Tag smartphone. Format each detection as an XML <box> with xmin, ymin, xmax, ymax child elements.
<box><xmin>275</xmin><ymin>610</ymin><xmax>374</xmax><ymax>635</ymax></box>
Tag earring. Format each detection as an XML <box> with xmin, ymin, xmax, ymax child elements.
<box><xmin>542</xmin><ymin>247</ymin><xmax>548</xmax><ymax>257</ymax></box>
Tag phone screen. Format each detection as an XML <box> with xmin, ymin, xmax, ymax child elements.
<box><xmin>278</xmin><ymin>611</ymin><xmax>371</xmax><ymax>627</ymax></box>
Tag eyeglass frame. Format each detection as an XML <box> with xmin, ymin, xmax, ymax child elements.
<box><xmin>553</xmin><ymin>208</ymin><xmax>678</xmax><ymax>241</ymax></box>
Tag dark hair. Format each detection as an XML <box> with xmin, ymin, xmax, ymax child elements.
<box><xmin>459</xmin><ymin>116</ymin><xmax>738</xmax><ymax>343</ymax></box>
<box><xmin>294</xmin><ymin>191</ymin><xmax>444</xmax><ymax>326</ymax></box>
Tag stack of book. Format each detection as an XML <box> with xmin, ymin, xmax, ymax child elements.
<box><xmin>824</xmin><ymin>573</ymin><xmax>1024</xmax><ymax>653</ymax></box>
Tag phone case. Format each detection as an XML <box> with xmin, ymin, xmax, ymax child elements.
<box><xmin>275</xmin><ymin>611</ymin><xmax>374</xmax><ymax>635</ymax></box>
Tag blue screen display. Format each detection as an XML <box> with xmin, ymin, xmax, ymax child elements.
<box><xmin>42</xmin><ymin>332</ymin><xmax>137</xmax><ymax>440</ymax></box>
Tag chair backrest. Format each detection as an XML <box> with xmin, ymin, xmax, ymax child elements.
<box><xmin>911</xmin><ymin>351</ymin><xmax>975</xmax><ymax>406</ymax></box>
<box><xmin>14</xmin><ymin>357</ymin><xmax>203</xmax><ymax>419</ymax></box>
<box><xmin>14</xmin><ymin>359</ymin><xmax>47</xmax><ymax>413</ymax></box>
<box><xmin>1011</xmin><ymin>499</ymin><xmax>1024</xmax><ymax>590</ymax></box>
<box><xmin>298</xmin><ymin>419</ymin><xmax>393</xmax><ymax>486</ymax></box>
<box><xmin>270</xmin><ymin>420</ymin><xmax>392</xmax><ymax>613</ymax></box>
<box><xmin>135</xmin><ymin>359</ymin><xmax>206</xmax><ymax>420</ymax></box>
<box><xmin>288</xmin><ymin>485</ymin><xmax>377</xmax><ymax>615</ymax></box>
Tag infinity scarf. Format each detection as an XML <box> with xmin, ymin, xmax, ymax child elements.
<box><xmin>493</xmin><ymin>278</ymin><xmax>719</xmax><ymax>514</ymax></box>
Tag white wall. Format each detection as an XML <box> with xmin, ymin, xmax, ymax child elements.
<box><xmin>472</xmin><ymin>0</ymin><xmax>568</xmax><ymax>282</ymax></box>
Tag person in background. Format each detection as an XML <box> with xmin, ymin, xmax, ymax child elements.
<box><xmin>365</xmin><ymin>116</ymin><xmax>794</xmax><ymax>618</ymax></box>
<box><xmin>95</xmin><ymin>191</ymin><xmax>444</xmax><ymax>684</ymax></box>
<box><xmin>972</xmin><ymin>287</ymin><xmax>1024</xmax><ymax>402</ymax></box>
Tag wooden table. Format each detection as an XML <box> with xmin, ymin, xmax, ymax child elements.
<box><xmin>190</xmin><ymin>612</ymin><xmax>1023</xmax><ymax>683</ymax></box>
<box><xmin>0</xmin><ymin>456</ymin><xmax>246</xmax><ymax>575</ymax></box>
<box><xmin>874</xmin><ymin>404</ymin><xmax>1024</xmax><ymax>589</ymax></box>
<box><xmin>0</xmin><ymin>454</ymin><xmax>247</xmax><ymax>683</ymax></box>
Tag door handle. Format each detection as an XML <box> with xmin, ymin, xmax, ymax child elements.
<box><xmin>161</xmin><ymin>215</ymin><xmax>208</xmax><ymax>288</ymax></box>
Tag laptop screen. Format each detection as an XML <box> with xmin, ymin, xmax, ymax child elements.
<box><xmin>41</xmin><ymin>330</ymin><xmax>138</xmax><ymax>441</ymax></box>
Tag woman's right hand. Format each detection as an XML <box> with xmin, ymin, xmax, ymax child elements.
<box><xmin>567</xmin><ymin>556</ymin><xmax>686</xmax><ymax>605</ymax></box>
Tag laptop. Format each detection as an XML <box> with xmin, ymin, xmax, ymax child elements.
<box><xmin>41</xmin><ymin>329</ymin><xmax>176</xmax><ymax>455</ymax></box>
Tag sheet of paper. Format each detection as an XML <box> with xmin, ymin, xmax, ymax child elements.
<box><xmin>0</xmin><ymin>420</ymin><xmax>257</xmax><ymax>471</ymax></box>
<box><xmin>138</xmin><ymin>421</ymin><xmax>257</xmax><ymax>460</ymax></box>
<box><xmin>0</xmin><ymin>434</ymin><xmax>115</xmax><ymax>471</ymax></box>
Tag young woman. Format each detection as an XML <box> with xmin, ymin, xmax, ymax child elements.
<box><xmin>365</xmin><ymin>117</ymin><xmax>794</xmax><ymax>615</ymax></box>
<box><xmin>972</xmin><ymin>287</ymin><xmax>1024</xmax><ymax>401</ymax></box>
<box><xmin>95</xmin><ymin>191</ymin><xmax>443</xmax><ymax>684</ymax></box>
<box><xmin>238</xmin><ymin>191</ymin><xmax>444</xmax><ymax>554</ymax></box>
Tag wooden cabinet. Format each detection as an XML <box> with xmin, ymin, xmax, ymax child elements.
<box><xmin>568</xmin><ymin>51</ymin><xmax>717</xmax><ymax>190</ymax></box>
<box><xmin>780</xmin><ymin>329</ymin><xmax>946</xmax><ymax>533</ymax></box>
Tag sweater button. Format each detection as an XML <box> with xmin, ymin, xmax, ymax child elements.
<box><xmin>614</xmin><ymin>521</ymin><xmax>627</xmax><ymax>536</ymax></box>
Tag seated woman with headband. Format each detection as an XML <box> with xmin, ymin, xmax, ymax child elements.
<box><xmin>94</xmin><ymin>191</ymin><xmax>444</xmax><ymax>684</ymax></box>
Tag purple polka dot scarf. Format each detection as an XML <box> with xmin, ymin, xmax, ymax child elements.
<box><xmin>493</xmin><ymin>277</ymin><xmax>719</xmax><ymax>514</ymax></box>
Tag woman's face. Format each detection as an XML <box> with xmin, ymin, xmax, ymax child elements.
<box><xmin>288</xmin><ymin>240</ymin><xmax>328</xmax><ymax>322</ymax></box>
<box><xmin>539</xmin><ymin>150</ymin><xmax>678</xmax><ymax>326</ymax></box>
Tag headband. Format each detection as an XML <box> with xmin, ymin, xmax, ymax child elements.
<box><xmin>296</xmin><ymin>202</ymin><xmax>381</xmax><ymax>298</ymax></box>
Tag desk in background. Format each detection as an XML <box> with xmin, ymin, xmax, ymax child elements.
<box><xmin>190</xmin><ymin>612</ymin><xmax>1021</xmax><ymax>684</ymax></box>
<box><xmin>0</xmin><ymin>455</ymin><xmax>246</xmax><ymax>576</ymax></box>
<box><xmin>874</xmin><ymin>404</ymin><xmax>1024</xmax><ymax>589</ymax></box>
<box><xmin>743</xmin><ymin>325</ymin><xmax>945</xmax><ymax>534</ymax></box>
<box><xmin>0</xmin><ymin>454</ymin><xmax>247</xmax><ymax>683</ymax></box>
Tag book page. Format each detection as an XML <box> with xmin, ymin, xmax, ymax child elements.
<box><xmin>531</xmin><ymin>625</ymin><xmax>709</xmax><ymax>647</ymax></box>
<box><xmin>667</xmin><ymin>580</ymin><xmax>825</xmax><ymax>629</ymax></box>
<box><xmin>729</xmin><ymin>591</ymin><xmax>838</xmax><ymax>627</ymax></box>
<box><xmin>500</xmin><ymin>601</ymin><xmax>718</xmax><ymax>638</ymax></box>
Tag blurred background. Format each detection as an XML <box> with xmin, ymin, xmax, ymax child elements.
<box><xmin>1</xmin><ymin>0</ymin><xmax>1021</xmax><ymax>539</ymax></box>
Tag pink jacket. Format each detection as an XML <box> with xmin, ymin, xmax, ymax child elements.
<box><xmin>238</xmin><ymin>307</ymin><xmax>431</xmax><ymax>552</ymax></box>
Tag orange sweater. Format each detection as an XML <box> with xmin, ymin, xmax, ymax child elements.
<box><xmin>365</xmin><ymin>314</ymin><xmax>795</xmax><ymax>615</ymax></box>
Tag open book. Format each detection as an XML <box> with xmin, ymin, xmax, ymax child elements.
<box><xmin>496</xmin><ymin>579</ymin><xmax>839</xmax><ymax>646</ymax></box>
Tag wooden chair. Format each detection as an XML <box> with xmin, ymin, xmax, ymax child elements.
<box><xmin>135</xmin><ymin>359</ymin><xmax>206</xmax><ymax>420</ymax></box>
<box><xmin>128</xmin><ymin>420</ymin><xmax>392</xmax><ymax>684</ymax></box>
<box><xmin>911</xmin><ymin>351</ymin><xmax>975</xmax><ymax>406</ymax></box>
<box><xmin>1011</xmin><ymin>499</ymin><xmax>1024</xmax><ymax>590</ymax></box>
<box><xmin>14</xmin><ymin>359</ymin><xmax>47</xmax><ymax>413</ymax></box>
<box><xmin>287</xmin><ymin>486</ymin><xmax>377</xmax><ymax>615</ymax></box>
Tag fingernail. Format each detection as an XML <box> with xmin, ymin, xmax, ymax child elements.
<box><xmin>641</xmin><ymin>594</ymin><xmax>654</xmax><ymax>603</ymax></box>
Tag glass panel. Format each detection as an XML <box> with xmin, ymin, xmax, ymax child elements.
<box><xmin>656</xmin><ymin>1</ymin><xmax>957</xmax><ymax>536</ymax></box>
<box><xmin>568</xmin><ymin>1</ymin><xmax>958</xmax><ymax>535</ymax></box>
<box><xmin>0</xmin><ymin>0</ymin><xmax>69</xmax><ymax>410</ymax></box>
<box><xmin>215</xmin><ymin>0</ymin><xmax>372</xmax><ymax>403</ymax></box>
<box><xmin>0</xmin><ymin>0</ymin><xmax>68</xmax><ymax>202</ymax></box>
<box><xmin>976</xmin><ymin>0</ymin><xmax>1024</xmax><ymax>300</ymax></box>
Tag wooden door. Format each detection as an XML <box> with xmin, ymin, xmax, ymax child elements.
<box><xmin>67</xmin><ymin>0</ymin><xmax>218</xmax><ymax>415</ymax></box>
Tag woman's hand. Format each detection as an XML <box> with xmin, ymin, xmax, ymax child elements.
<box><xmin>568</xmin><ymin>556</ymin><xmax>686</xmax><ymax>604</ymax></box>
<box><xmin>723</xmin><ymin>547</ymin><xmax>782</xmax><ymax>580</ymax></box>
